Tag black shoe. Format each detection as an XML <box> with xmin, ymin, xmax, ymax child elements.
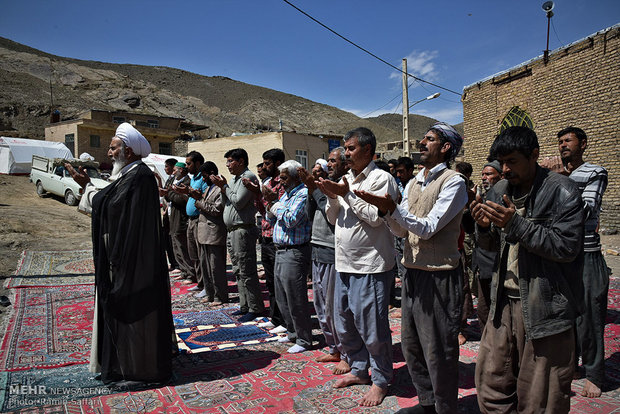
<box><xmin>0</xmin><ymin>296</ymin><xmax>11</xmax><ymax>307</ymax></box>
<box><xmin>238</xmin><ymin>312</ymin><xmax>259</xmax><ymax>322</ymax></box>
<box><xmin>231</xmin><ymin>309</ymin><xmax>247</xmax><ymax>316</ymax></box>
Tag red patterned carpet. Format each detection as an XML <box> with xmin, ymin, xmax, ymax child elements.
<box><xmin>0</xmin><ymin>250</ymin><xmax>618</xmax><ymax>413</ymax></box>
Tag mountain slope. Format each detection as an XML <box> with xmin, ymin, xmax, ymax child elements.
<box><xmin>0</xmin><ymin>36</ymin><xmax>459</xmax><ymax>145</ymax></box>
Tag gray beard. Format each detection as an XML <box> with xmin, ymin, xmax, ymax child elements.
<box><xmin>110</xmin><ymin>152</ymin><xmax>128</xmax><ymax>180</ymax></box>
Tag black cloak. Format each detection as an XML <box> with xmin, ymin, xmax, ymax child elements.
<box><xmin>91</xmin><ymin>161</ymin><xmax>175</xmax><ymax>384</ymax></box>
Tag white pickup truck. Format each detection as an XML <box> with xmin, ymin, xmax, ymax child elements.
<box><xmin>30</xmin><ymin>155</ymin><xmax>110</xmax><ymax>205</ymax></box>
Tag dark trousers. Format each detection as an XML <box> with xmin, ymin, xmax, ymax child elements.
<box><xmin>476</xmin><ymin>296</ymin><xmax>574</xmax><ymax>414</ymax></box>
<box><xmin>476</xmin><ymin>277</ymin><xmax>492</xmax><ymax>328</ymax></box>
<box><xmin>261</xmin><ymin>239</ymin><xmax>284</xmax><ymax>326</ymax></box>
<box><xmin>401</xmin><ymin>267</ymin><xmax>462</xmax><ymax>414</ymax></box>
<box><xmin>274</xmin><ymin>245</ymin><xmax>312</xmax><ymax>348</ymax></box>
<box><xmin>460</xmin><ymin>250</ymin><xmax>474</xmax><ymax>332</ymax></box>
<box><xmin>576</xmin><ymin>250</ymin><xmax>609</xmax><ymax>387</ymax></box>
<box><xmin>228</xmin><ymin>227</ymin><xmax>264</xmax><ymax>314</ymax></box>
<box><xmin>199</xmin><ymin>244</ymin><xmax>228</xmax><ymax>303</ymax></box>
<box><xmin>186</xmin><ymin>218</ymin><xmax>201</xmax><ymax>288</ymax></box>
<box><xmin>162</xmin><ymin>214</ymin><xmax>178</xmax><ymax>269</ymax></box>
<box><xmin>171</xmin><ymin>228</ymin><xmax>193</xmax><ymax>280</ymax></box>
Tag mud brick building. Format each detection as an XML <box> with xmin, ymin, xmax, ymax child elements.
<box><xmin>462</xmin><ymin>24</ymin><xmax>619</xmax><ymax>230</ymax></box>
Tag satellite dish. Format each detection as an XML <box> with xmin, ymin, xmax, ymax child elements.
<box><xmin>542</xmin><ymin>1</ymin><xmax>554</xmax><ymax>12</ymax></box>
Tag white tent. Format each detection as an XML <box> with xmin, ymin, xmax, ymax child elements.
<box><xmin>142</xmin><ymin>153</ymin><xmax>185</xmax><ymax>183</ymax></box>
<box><xmin>0</xmin><ymin>137</ymin><xmax>73</xmax><ymax>175</ymax></box>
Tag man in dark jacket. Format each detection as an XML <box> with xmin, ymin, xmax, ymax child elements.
<box><xmin>471</xmin><ymin>159</ymin><xmax>502</xmax><ymax>328</ymax></box>
<box><xmin>67</xmin><ymin>122</ymin><xmax>175</xmax><ymax>387</ymax></box>
<box><xmin>471</xmin><ymin>126</ymin><xmax>584</xmax><ymax>413</ymax></box>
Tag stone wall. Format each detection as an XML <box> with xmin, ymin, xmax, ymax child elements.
<box><xmin>462</xmin><ymin>25</ymin><xmax>620</xmax><ymax>230</ymax></box>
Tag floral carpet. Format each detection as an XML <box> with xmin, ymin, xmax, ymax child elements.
<box><xmin>0</xmin><ymin>250</ymin><xmax>618</xmax><ymax>413</ymax></box>
<box><xmin>7</xmin><ymin>250</ymin><xmax>94</xmax><ymax>288</ymax></box>
<box><xmin>0</xmin><ymin>285</ymin><xmax>94</xmax><ymax>371</ymax></box>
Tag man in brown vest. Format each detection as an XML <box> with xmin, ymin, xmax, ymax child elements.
<box><xmin>356</xmin><ymin>122</ymin><xmax>467</xmax><ymax>414</ymax></box>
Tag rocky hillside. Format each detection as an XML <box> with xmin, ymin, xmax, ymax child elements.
<box><xmin>0</xmin><ymin>36</ymin><xmax>461</xmax><ymax>143</ymax></box>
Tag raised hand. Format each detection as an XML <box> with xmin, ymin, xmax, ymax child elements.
<box><xmin>318</xmin><ymin>176</ymin><xmax>349</xmax><ymax>198</ymax></box>
<box><xmin>297</xmin><ymin>167</ymin><xmax>317</xmax><ymax>192</ymax></box>
<box><xmin>210</xmin><ymin>174</ymin><xmax>227</xmax><ymax>189</ymax></box>
<box><xmin>470</xmin><ymin>193</ymin><xmax>491</xmax><ymax>228</ymax></box>
<box><xmin>354</xmin><ymin>190</ymin><xmax>396</xmax><ymax>215</ymax></box>
<box><xmin>242</xmin><ymin>177</ymin><xmax>260</xmax><ymax>194</ymax></box>
<box><xmin>262</xmin><ymin>184</ymin><xmax>278</xmax><ymax>202</ymax></box>
<box><xmin>539</xmin><ymin>156</ymin><xmax>567</xmax><ymax>175</ymax></box>
<box><xmin>64</xmin><ymin>163</ymin><xmax>90</xmax><ymax>189</ymax></box>
<box><xmin>477</xmin><ymin>194</ymin><xmax>516</xmax><ymax>228</ymax></box>
<box><xmin>173</xmin><ymin>183</ymin><xmax>190</xmax><ymax>194</ymax></box>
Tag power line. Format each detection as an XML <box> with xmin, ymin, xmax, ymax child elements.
<box><xmin>360</xmin><ymin>80</ymin><xmax>417</xmax><ymax>118</ymax></box>
<box><xmin>281</xmin><ymin>0</ymin><xmax>462</xmax><ymax>97</ymax></box>
<box><xmin>551</xmin><ymin>19</ymin><xmax>563</xmax><ymax>46</ymax></box>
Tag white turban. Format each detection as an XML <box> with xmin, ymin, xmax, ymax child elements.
<box><xmin>115</xmin><ymin>122</ymin><xmax>151</xmax><ymax>157</ymax></box>
<box><xmin>315</xmin><ymin>158</ymin><xmax>328</xmax><ymax>173</ymax></box>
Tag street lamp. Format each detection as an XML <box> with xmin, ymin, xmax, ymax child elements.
<box><xmin>409</xmin><ymin>92</ymin><xmax>440</xmax><ymax>109</ymax></box>
<box><xmin>403</xmin><ymin>92</ymin><xmax>440</xmax><ymax>155</ymax></box>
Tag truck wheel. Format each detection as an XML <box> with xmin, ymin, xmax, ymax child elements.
<box><xmin>65</xmin><ymin>190</ymin><xmax>77</xmax><ymax>206</ymax></box>
<box><xmin>36</xmin><ymin>181</ymin><xmax>46</xmax><ymax>197</ymax></box>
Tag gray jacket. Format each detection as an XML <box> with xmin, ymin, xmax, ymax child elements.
<box><xmin>476</xmin><ymin>166</ymin><xmax>585</xmax><ymax>340</ymax></box>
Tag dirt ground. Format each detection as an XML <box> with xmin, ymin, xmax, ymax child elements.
<box><xmin>1</xmin><ymin>173</ymin><xmax>619</xmax><ymax>324</ymax></box>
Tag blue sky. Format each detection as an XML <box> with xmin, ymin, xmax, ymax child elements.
<box><xmin>1</xmin><ymin>0</ymin><xmax>618</xmax><ymax>125</ymax></box>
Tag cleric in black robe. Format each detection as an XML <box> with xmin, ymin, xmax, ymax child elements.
<box><xmin>67</xmin><ymin>122</ymin><xmax>176</xmax><ymax>386</ymax></box>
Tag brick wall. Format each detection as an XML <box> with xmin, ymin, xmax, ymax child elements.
<box><xmin>462</xmin><ymin>25</ymin><xmax>620</xmax><ymax>230</ymax></box>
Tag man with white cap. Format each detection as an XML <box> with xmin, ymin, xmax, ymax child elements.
<box><xmin>312</xmin><ymin>158</ymin><xmax>329</xmax><ymax>180</ymax></box>
<box><xmin>357</xmin><ymin>121</ymin><xmax>467</xmax><ymax>413</ymax></box>
<box><xmin>66</xmin><ymin>122</ymin><xmax>175</xmax><ymax>388</ymax></box>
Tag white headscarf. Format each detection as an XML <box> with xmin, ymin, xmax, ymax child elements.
<box><xmin>315</xmin><ymin>158</ymin><xmax>328</xmax><ymax>173</ymax></box>
<box><xmin>115</xmin><ymin>122</ymin><xmax>151</xmax><ymax>157</ymax></box>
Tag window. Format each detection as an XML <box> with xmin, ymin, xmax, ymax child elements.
<box><xmin>112</xmin><ymin>116</ymin><xmax>125</xmax><ymax>124</ymax></box>
<box><xmin>295</xmin><ymin>150</ymin><xmax>308</xmax><ymax>169</ymax></box>
<box><xmin>90</xmin><ymin>134</ymin><xmax>100</xmax><ymax>148</ymax></box>
<box><xmin>499</xmin><ymin>106</ymin><xmax>534</xmax><ymax>133</ymax></box>
<box><xmin>147</xmin><ymin>120</ymin><xmax>159</xmax><ymax>129</ymax></box>
<box><xmin>64</xmin><ymin>133</ymin><xmax>75</xmax><ymax>156</ymax></box>
<box><xmin>159</xmin><ymin>142</ymin><xmax>172</xmax><ymax>155</ymax></box>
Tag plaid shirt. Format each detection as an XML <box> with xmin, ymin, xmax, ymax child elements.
<box><xmin>260</xmin><ymin>176</ymin><xmax>285</xmax><ymax>238</ymax></box>
<box><xmin>569</xmin><ymin>162</ymin><xmax>608</xmax><ymax>252</ymax></box>
<box><xmin>270</xmin><ymin>183</ymin><xmax>311</xmax><ymax>246</ymax></box>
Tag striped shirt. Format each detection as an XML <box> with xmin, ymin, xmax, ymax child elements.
<box><xmin>569</xmin><ymin>162</ymin><xmax>608</xmax><ymax>252</ymax></box>
<box><xmin>270</xmin><ymin>183</ymin><xmax>311</xmax><ymax>246</ymax></box>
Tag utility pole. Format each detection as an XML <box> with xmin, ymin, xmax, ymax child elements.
<box><xmin>402</xmin><ymin>58</ymin><xmax>409</xmax><ymax>156</ymax></box>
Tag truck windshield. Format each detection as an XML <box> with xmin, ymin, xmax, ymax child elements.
<box><xmin>84</xmin><ymin>168</ymin><xmax>101</xmax><ymax>179</ymax></box>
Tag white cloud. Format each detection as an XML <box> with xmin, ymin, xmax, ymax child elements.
<box><xmin>389</xmin><ymin>50</ymin><xmax>440</xmax><ymax>82</ymax></box>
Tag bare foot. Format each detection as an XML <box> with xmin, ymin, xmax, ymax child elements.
<box><xmin>582</xmin><ymin>379</ymin><xmax>602</xmax><ymax>398</ymax></box>
<box><xmin>359</xmin><ymin>384</ymin><xmax>388</xmax><ymax>407</ymax></box>
<box><xmin>316</xmin><ymin>352</ymin><xmax>341</xmax><ymax>363</ymax></box>
<box><xmin>458</xmin><ymin>333</ymin><xmax>467</xmax><ymax>345</ymax></box>
<box><xmin>333</xmin><ymin>360</ymin><xmax>352</xmax><ymax>375</ymax></box>
<box><xmin>333</xmin><ymin>374</ymin><xmax>370</xmax><ymax>388</ymax></box>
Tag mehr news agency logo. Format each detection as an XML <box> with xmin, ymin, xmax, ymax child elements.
<box><xmin>7</xmin><ymin>383</ymin><xmax>112</xmax><ymax>407</ymax></box>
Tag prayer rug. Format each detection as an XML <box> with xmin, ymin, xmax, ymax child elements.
<box><xmin>176</xmin><ymin>323</ymin><xmax>279</xmax><ymax>353</ymax></box>
<box><xmin>0</xmin><ymin>285</ymin><xmax>93</xmax><ymax>371</ymax></box>
<box><xmin>0</xmin><ymin>364</ymin><xmax>103</xmax><ymax>412</ymax></box>
<box><xmin>7</xmin><ymin>250</ymin><xmax>94</xmax><ymax>288</ymax></box>
<box><xmin>172</xmin><ymin>308</ymin><xmax>238</xmax><ymax>328</ymax></box>
<box><xmin>2</xmin><ymin>274</ymin><xmax>619</xmax><ymax>413</ymax></box>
